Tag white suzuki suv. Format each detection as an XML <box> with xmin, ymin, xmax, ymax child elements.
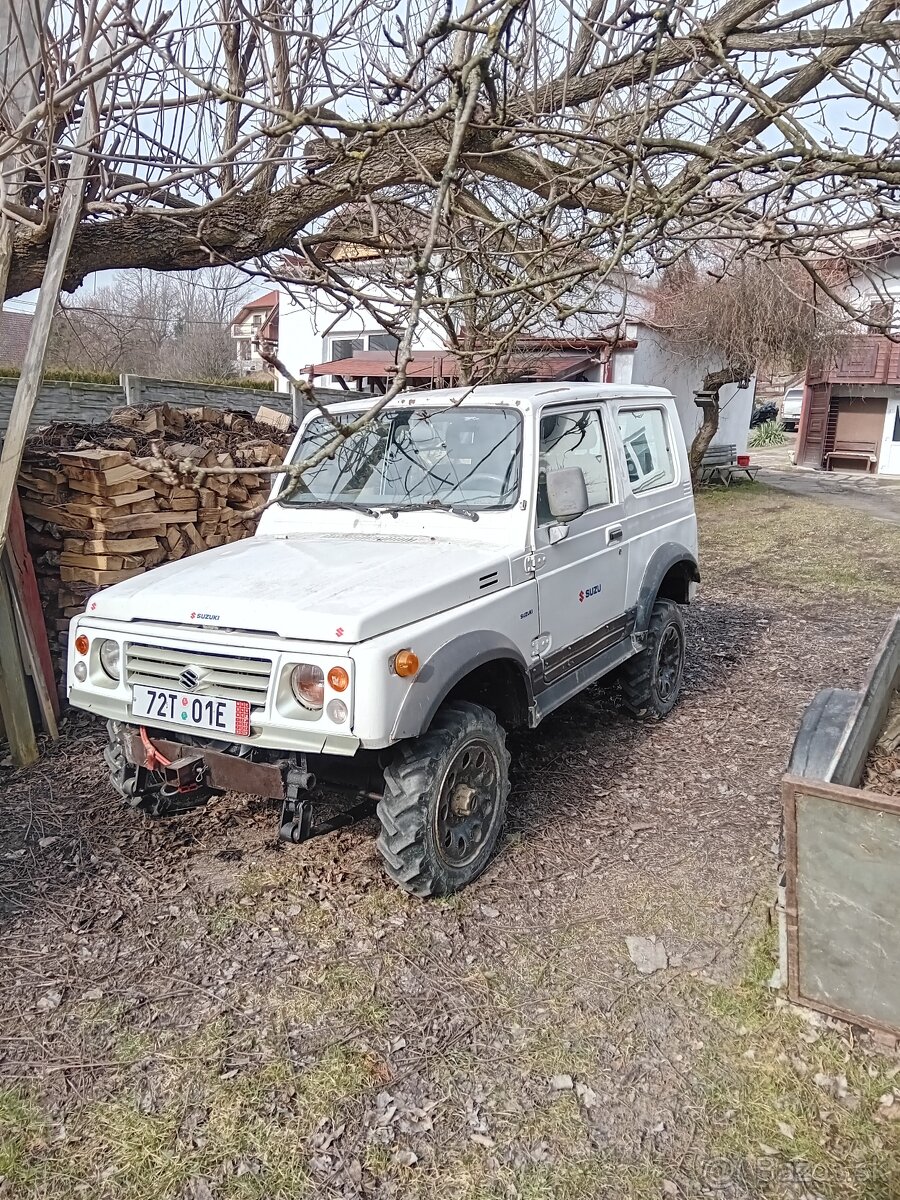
<box><xmin>68</xmin><ymin>383</ymin><xmax>699</xmax><ymax>896</ymax></box>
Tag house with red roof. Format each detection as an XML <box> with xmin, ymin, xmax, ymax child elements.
<box><xmin>229</xmin><ymin>291</ymin><xmax>279</xmax><ymax>375</ymax></box>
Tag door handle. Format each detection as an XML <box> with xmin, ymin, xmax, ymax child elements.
<box><xmin>607</xmin><ymin>526</ymin><xmax>623</xmax><ymax>544</ymax></box>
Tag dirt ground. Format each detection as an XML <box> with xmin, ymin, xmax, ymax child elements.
<box><xmin>2</xmin><ymin>483</ymin><xmax>900</xmax><ymax>1200</ymax></box>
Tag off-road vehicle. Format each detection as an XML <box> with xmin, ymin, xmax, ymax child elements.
<box><xmin>67</xmin><ymin>383</ymin><xmax>699</xmax><ymax>895</ymax></box>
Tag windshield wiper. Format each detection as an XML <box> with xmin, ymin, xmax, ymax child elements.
<box><xmin>288</xmin><ymin>499</ymin><xmax>381</xmax><ymax>517</ymax></box>
<box><xmin>377</xmin><ymin>500</ymin><xmax>480</xmax><ymax>522</ymax></box>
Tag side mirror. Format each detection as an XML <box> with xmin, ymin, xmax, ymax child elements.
<box><xmin>546</xmin><ymin>467</ymin><xmax>588</xmax><ymax>522</ymax></box>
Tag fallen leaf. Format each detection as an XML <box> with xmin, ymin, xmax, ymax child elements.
<box><xmin>391</xmin><ymin>1149</ymin><xmax>417</xmax><ymax>1168</ymax></box>
<box><xmin>625</xmin><ymin>935</ymin><xmax>669</xmax><ymax>974</ymax></box>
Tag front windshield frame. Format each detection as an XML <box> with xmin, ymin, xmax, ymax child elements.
<box><xmin>278</xmin><ymin>404</ymin><xmax>525</xmax><ymax>514</ymax></box>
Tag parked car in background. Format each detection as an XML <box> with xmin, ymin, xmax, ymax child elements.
<box><xmin>781</xmin><ymin>385</ymin><xmax>804</xmax><ymax>432</ymax></box>
<box><xmin>750</xmin><ymin>400</ymin><xmax>779</xmax><ymax>427</ymax></box>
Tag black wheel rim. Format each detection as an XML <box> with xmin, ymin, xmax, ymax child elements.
<box><xmin>433</xmin><ymin>739</ymin><xmax>501</xmax><ymax>868</ymax></box>
<box><xmin>655</xmin><ymin>624</ymin><xmax>683</xmax><ymax>702</ymax></box>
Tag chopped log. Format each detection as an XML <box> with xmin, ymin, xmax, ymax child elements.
<box><xmin>57</xmin><ymin>448</ymin><xmax>131</xmax><ymax>470</ymax></box>
<box><xmin>60</xmin><ymin>565</ymin><xmax>144</xmax><ymax>585</ymax></box>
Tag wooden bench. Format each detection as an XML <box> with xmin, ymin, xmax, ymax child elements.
<box><xmin>824</xmin><ymin>441</ymin><xmax>877</xmax><ymax>473</ymax></box>
<box><xmin>700</xmin><ymin>443</ymin><xmax>759</xmax><ymax>486</ymax></box>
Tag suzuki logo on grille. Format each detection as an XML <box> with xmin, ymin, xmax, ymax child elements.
<box><xmin>179</xmin><ymin>666</ymin><xmax>206</xmax><ymax>691</ymax></box>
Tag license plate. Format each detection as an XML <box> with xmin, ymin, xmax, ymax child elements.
<box><xmin>132</xmin><ymin>685</ymin><xmax>251</xmax><ymax>737</ymax></box>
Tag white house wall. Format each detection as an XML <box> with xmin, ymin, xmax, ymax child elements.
<box><xmin>627</xmin><ymin>325</ymin><xmax>754</xmax><ymax>454</ymax></box>
<box><xmin>845</xmin><ymin>254</ymin><xmax>900</xmax><ymax>319</ymax></box>
<box><xmin>277</xmin><ymin>283</ymin><xmax>445</xmax><ymax>386</ymax></box>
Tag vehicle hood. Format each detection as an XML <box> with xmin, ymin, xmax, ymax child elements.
<box><xmin>87</xmin><ymin>534</ymin><xmax>510</xmax><ymax>642</ymax></box>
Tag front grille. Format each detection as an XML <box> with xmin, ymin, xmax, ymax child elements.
<box><xmin>126</xmin><ymin>643</ymin><xmax>272</xmax><ymax>706</ymax></box>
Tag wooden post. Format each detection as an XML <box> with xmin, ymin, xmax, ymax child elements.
<box><xmin>122</xmin><ymin>373</ymin><xmax>142</xmax><ymax>407</ymax></box>
<box><xmin>0</xmin><ymin>90</ymin><xmax>101</xmax><ymax>557</ymax></box>
<box><xmin>0</xmin><ymin>561</ymin><xmax>38</xmax><ymax>766</ymax></box>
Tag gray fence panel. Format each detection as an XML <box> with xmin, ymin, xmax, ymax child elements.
<box><xmin>0</xmin><ymin>375</ymin><xmax>359</xmax><ymax>433</ymax></box>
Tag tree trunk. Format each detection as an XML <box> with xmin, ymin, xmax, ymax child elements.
<box><xmin>688</xmin><ymin>366</ymin><xmax>751</xmax><ymax>487</ymax></box>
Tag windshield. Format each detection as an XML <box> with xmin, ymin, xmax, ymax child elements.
<box><xmin>280</xmin><ymin>406</ymin><xmax>522</xmax><ymax>511</ymax></box>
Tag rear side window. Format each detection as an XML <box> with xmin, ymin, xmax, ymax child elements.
<box><xmin>617</xmin><ymin>408</ymin><xmax>676</xmax><ymax>493</ymax></box>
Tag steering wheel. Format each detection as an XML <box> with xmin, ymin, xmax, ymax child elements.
<box><xmin>457</xmin><ymin>469</ymin><xmax>509</xmax><ymax>499</ymax></box>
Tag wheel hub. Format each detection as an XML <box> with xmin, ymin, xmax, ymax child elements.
<box><xmin>450</xmin><ymin>783</ymin><xmax>478</xmax><ymax>816</ymax></box>
<box><xmin>434</xmin><ymin>739</ymin><xmax>500</xmax><ymax>868</ymax></box>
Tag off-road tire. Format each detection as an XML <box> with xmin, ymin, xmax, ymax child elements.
<box><xmin>103</xmin><ymin>721</ymin><xmax>210</xmax><ymax>817</ymax></box>
<box><xmin>621</xmin><ymin>599</ymin><xmax>685</xmax><ymax>718</ymax></box>
<box><xmin>376</xmin><ymin>701</ymin><xmax>511</xmax><ymax>897</ymax></box>
<box><xmin>104</xmin><ymin>720</ymin><xmax>149</xmax><ymax>808</ymax></box>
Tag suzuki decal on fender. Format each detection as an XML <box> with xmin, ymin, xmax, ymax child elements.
<box><xmin>578</xmin><ymin>585</ymin><xmax>602</xmax><ymax>603</ymax></box>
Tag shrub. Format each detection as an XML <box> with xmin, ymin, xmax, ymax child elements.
<box><xmin>749</xmin><ymin>418</ymin><xmax>786</xmax><ymax>447</ymax></box>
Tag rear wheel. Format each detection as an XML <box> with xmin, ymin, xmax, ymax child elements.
<box><xmin>376</xmin><ymin>701</ymin><xmax>510</xmax><ymax>897</ymax></box>
<box><xmin>621</xmin><ymin>599</ymin><xmax>685</xmax><ymax>718</ymax></box>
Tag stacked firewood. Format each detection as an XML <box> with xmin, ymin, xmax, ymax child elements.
<box><xmin>17</xmin><ymin>403</ymin><xmax>293</xmax><ymax>682</ymax></box>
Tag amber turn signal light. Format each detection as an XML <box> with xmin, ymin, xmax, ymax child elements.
<box><xmin>328</xmin><ymin>666</ymin><xmax>349</xmax><ymax>692</ymax></box>
<box><xmin>74</xmin><ymin>634</ymin><xmax>90</xmax><ymax>656</ymax></box>
<box><xmin>393</xmin><ymin>649</ymin><xmax>419</xmax><ymax>678</ymax></box>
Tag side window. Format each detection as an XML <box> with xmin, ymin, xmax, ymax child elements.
<box><xmin>617</xmin><ymin>408</ymin><xmax>676</xmax><ymax>493</ymax></box>
<box><xmin>327</xmin><ymin>336</ymin><xmax>363</xmax><ymax>361</ymax></box>
<box><xmin>537</xmin><ymin>409</ymin><xmax>612</xmax><ymax>523</ymax></box>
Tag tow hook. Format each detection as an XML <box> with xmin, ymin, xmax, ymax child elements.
<box><xmin>161</xmin><ymin>755</ymin><xmax>208</xmax><ymax>794</ymax></box>
<box><xmin>279</xmin><ymin>760</ymin><xmax>317</xmax><ymax>842</ymax></box>
<box><xmin>279</xmin><ymin>756</ymin><xmax>380</xmax><ymax>844</ymax></box>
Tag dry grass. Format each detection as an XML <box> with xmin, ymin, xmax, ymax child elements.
<box><xmin>688</xmin><ymin>926</ymin><xmax>900</xmax><ymax>1199</ymax></box>
<box><xmin>697</xmin><ymin>483</ymin><xmax>900</xmax><ymax>606</ymax></box>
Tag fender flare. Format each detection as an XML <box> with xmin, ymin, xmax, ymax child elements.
<box><xmin>391</xmin><ymin>630</ymin><xmax>532</xmax><ymax>741</ymax></box>
<box><xmin>634</xmin><ymin>542</ymin><xmax>700</xmax><ymax>634</ymax></box>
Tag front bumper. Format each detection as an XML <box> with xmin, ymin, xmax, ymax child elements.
<box><xmin>120</xmin><ymin>727</ymin><xmax>287</xmax><ymax>798</ymax></box>
<box><xmin>67</xmin><ymin>618</ymin><xmax>361</xmax><ymax>756</ymax></box>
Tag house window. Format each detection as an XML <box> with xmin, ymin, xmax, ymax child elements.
<box><xmin>617</xmin><ymin>408</ymin><xmax>676</xmax><ymax>493</ymax></box>
<box><xmin>325</xmin><ymin>332</ymin><xmax>400</xmax><ymax>362</ymax></box>
<box><xmin>328</xmin><ymin>337</ymin><xmax>364</xmax><ymax>362</ymax></box>
<box><xmin>894</xmin><ymin>407</ymin><xmax>900</xmax><ymax>442</ymax></box>
<box><xmin>537</xmin><ymin>409</ymin><xmax>612</xmax><ymax>523</ymax></box>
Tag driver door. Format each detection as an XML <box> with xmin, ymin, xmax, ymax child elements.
<box><xmin>533</xmin><ymin>407</ymin><xmax>628</xmax><ymax>684</ymax></box>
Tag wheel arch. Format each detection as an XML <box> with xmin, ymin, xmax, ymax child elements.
<box><xmin>634</xmin><ymin>542</ymin><xmax>700</xmax><ymax>634</ymax></box>
<box><xmin>391</xmin><ymin>632</ymin><xmax>533</xmax><ymax>741</ymax></box>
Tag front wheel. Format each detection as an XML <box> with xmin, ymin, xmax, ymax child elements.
<box><xmin>621</xmin><ymin>599</ymin><xmax>686</xmax><ymax>718</ymax></box>
<box><xmin>376</xmin><ymin>701</ymin><xmax>511</xmax><ymax>897</ymax></box>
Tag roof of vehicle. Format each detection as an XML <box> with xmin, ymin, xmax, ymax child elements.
<box><xmin>312</xmin><ymin>382</ymin><xmax>673</xmax><ymax>412</ymax></box>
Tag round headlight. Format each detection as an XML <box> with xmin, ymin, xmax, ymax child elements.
<box><xmin>291</xmin><ymin>663</ymin><xmax>324</xmax><ymax>710</ymax></box>
<box><xmin>98</xmin><ymin>639</ymin><xmax>121</xmax><ymax>680</ymax></box>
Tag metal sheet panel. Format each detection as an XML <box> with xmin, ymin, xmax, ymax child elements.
<box><xmin>784</xmin><ymin>777</ymin><xmax>900</xmax><ymax>1035</ymax></box>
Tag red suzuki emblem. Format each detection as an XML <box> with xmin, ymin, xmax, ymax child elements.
<box><xmin>336</xmin><ymin>626</ymin><xmax>344</xmax><ymax>637</ymax></box>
